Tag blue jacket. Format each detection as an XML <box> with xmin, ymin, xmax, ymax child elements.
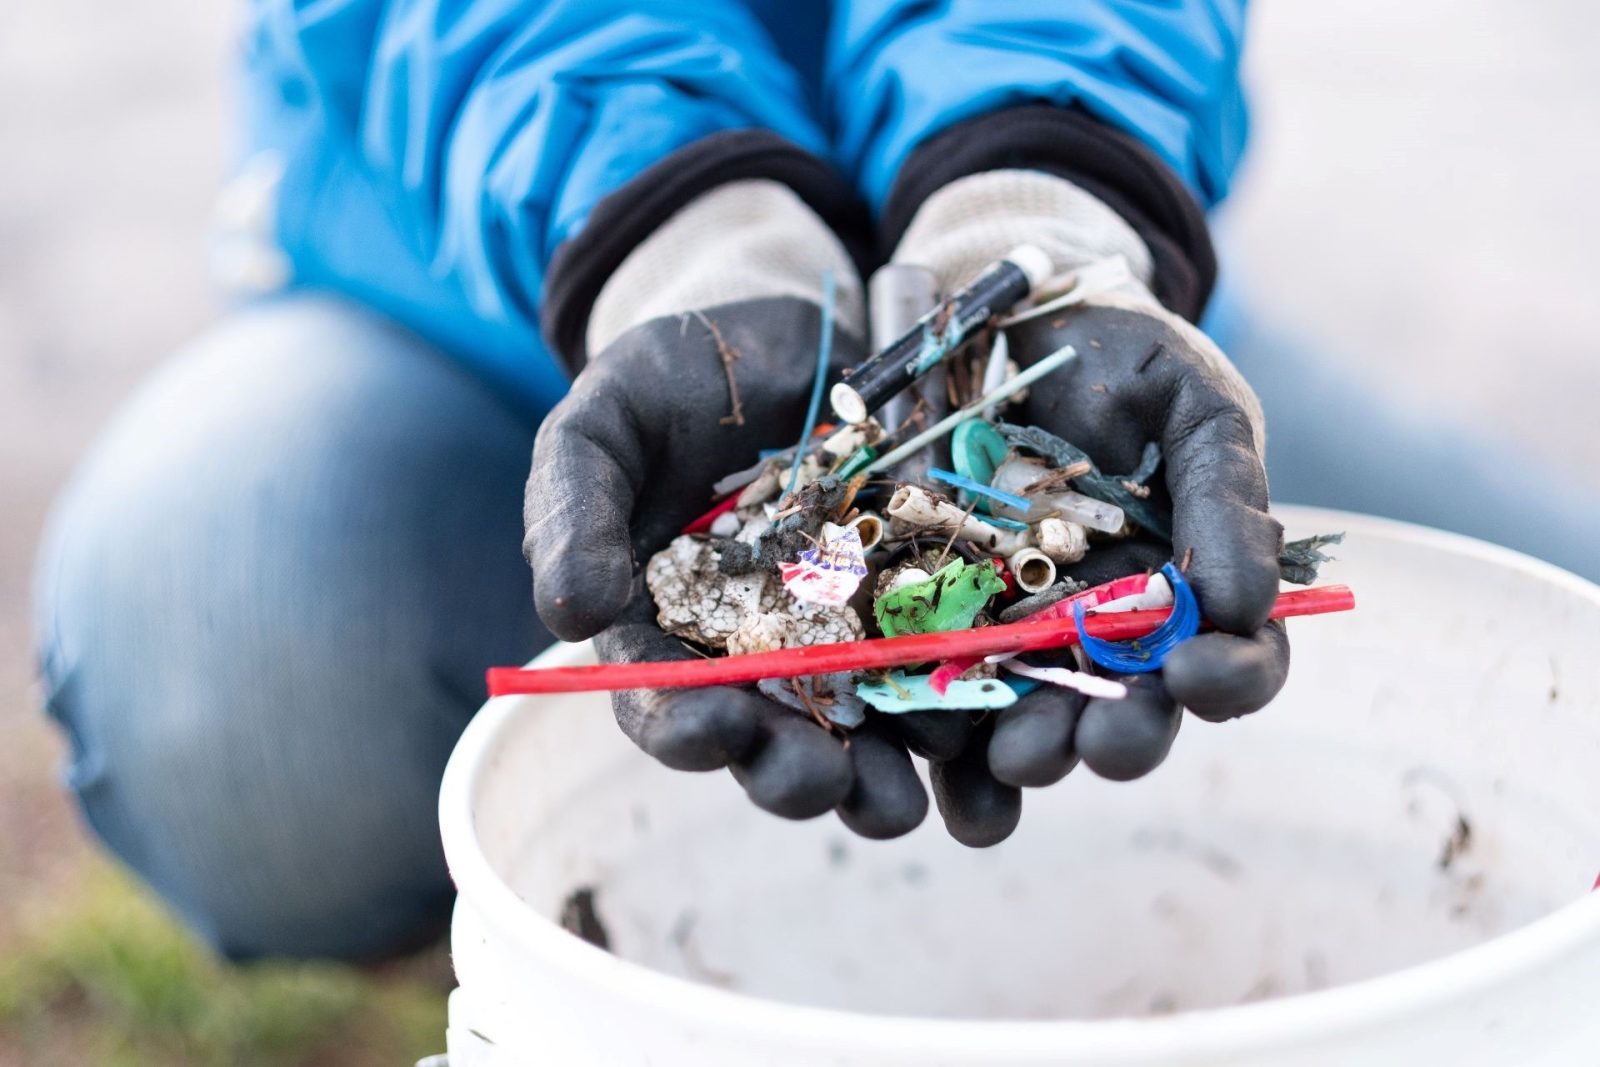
<box><xmin>240</xmin><ymin>0</ymin><xmax>1247</xmax><ymax>415</ymax></box>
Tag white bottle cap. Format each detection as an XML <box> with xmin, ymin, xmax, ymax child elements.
<box><xmin>1004</xmin><ymin>244</ymin><xmax>1055</xmax><ymax>292</ymax></box>
<box><xmin>830</xmin><ymin>382</ymin><xmax>869</xmax><ymax>425</ymax></box>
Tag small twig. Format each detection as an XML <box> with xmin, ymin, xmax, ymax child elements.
<box><xmin>931</xmin><ymin>497</ymin><xmax>980</xmax><ymax>572</ymax></box>
<box><xmin>691</xmin><ymin>310</ymin><xmax>746</xmax><ymax>427</ymax></box>
<box><xmin>1180</xmin><ymin>546</ymin><xmax>1194</xmax><ymax>573</ymax></box>
<box><xmin>893</xmin><ymin>392</ymin><xmax>931</xmax><ymax>437</ymax></box>
<box><xmin>674</xmin><ymin>638</ymin><xmax>713</xmax><ymax>659</ymax></box>
<box><xmin>1020</xmin><ymin>462</ymin><xmax>1093</xmax><ymax>495</ymax></box>
<box><xmin>791</xmin><ymin>678</ymin><xmax>836</xmax><ymax>733</ymax></box>
<box><xmin>834</xmin><ymin>473</ymin><xmax>867</xmax><ymax>520</ymax></box>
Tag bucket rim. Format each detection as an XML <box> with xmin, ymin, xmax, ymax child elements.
<box><xmin>441</xmin><ymin>506</ymin><xmax>1600</xmax><ymax>1056</ymax></box>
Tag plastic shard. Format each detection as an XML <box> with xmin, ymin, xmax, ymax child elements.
<box><xmin>856</xmin><ymin>671</ymin><xmax>1018</xmax><ymax>713</ymax></box>
<box><xmin>996</xmin><ymin>422</ymin><xmax>1170</xmax><ymax>538</ymax></box>
<box><xmin>1280</xmin><ymin>532</ymin><xmax>1345</xmax><ymax>585</ymax></box>
<box><xmin>988</xmin><ymin>458</ymin><xmax>1125</xmax><ymax>534</ymax></box>
<box><xmin>758</xmin><ymin>672</ymin><xmax>867</xmax><ymax>729</ymax></box>
<box><xmin>873</xmin><ymin>559</ymin><xmax>1007</xmax><ymax>637</ymax></box>
<box><xmin>993</xmin><ymin>658</ymin><xmax>1128</xmax><ymax>700</ymax></box>
<box><xmin>780</xmin><ymin>522</ymin><xmax>869</xmax><ymax>608</ymax></box>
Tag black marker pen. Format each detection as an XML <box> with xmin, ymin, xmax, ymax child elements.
<box><xmin>830</xmin><ymin>244</ymin><xmax>1053</xmax><ymax>425</ymax></box>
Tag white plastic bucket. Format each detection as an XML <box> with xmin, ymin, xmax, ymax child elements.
<box><xmin>439</xmin><ymin>507</ymin><xmax>1600</xmax><ymax>1066</ymax></box>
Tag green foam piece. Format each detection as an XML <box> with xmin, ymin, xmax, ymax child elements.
<box><xmin>873</xmin><ymin>560</ymin><xmax>1007</xmax><ymax>638</ymax></box>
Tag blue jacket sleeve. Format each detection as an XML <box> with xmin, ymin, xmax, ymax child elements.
<box><xmin>825</xmin><ymin>0</ymin><xmax>1249</xmax><ymax>211</ymax></box>
<box><xmin>240</xmin><ymin>0</ymin><xmax>829</xmax><ymax>412</ymax></box>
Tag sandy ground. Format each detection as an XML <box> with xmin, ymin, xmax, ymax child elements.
<box><xmin>2</xmin><ymin>0</ymin><xmax>1597</xmax><ymax>949</ymax></box>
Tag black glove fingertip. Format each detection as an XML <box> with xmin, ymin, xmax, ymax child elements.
<box><xmin>889</xmin><ymin>710</ymin><xmax>975</xmax><ymax>762</ymax></box>
<box><xmin>1075</xmin><ymin>676</ymin><xmax>1181</xmax><ymax>781</ymax></box>
<box><xmin>731</xmin><ymin>710</ymin><xmax>854</xmax><ymax>820</ymax></box>
<box><xmin>836</xmin><ymin>725</ymin><xmax>929</xmax><ymax>840</ymax></box>
<box><xmin>1164</xmin><ymin>623</ymin><xmax>1290</xmax><ymax>722</ymax></box>
<box><xmin>628</xmin><ymin>687</ymin><xmax>766</xmax><ymax>771</ymax></box>
<box><xmin>988</xmin><ymin>689</ymin><xmax>1083</xmax><ymax>788</ymax></box>
<box><xmin>929</xmin><ymin>723</ymin><xmax>1022</xmax><ymax>848</ymax></box>
<box><xmin>534</xmin><ymin>550</ymin><xmax>636</xmax><ymax>642</ymax></box>
<box><xmin>1176</xmin><ymin>502</ymin><xmax>1282</xmax><ymax>635</ymax></box>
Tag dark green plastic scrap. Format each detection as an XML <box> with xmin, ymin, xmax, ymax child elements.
<box><xmin>873</xmin><ymin>560</ymin><xmax>1007</xmax><ymax>637</ymax></box>
<box><xmin>1279</xmin><ymin>532</ymin><xmax>1344</xmax><ymax>585</ymax></box>
<box><xmin>995</xmin><ymin>422</ymin><xmax>1171</xmax><ymax>539</ymax></box>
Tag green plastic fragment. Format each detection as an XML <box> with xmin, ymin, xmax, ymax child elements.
<box><xmin>950</xmin><ymin>419</ymin><xmax>1011</xmax><ymax>513</ymax></box>
<box><xmin>856</xmin><ymin>671</ymin><xmax>1019</xmax><ymax>713</ymax></box>
<box><xmin>1279</xmin><ymin>532</ymin><xmax>1344</xmax><ymax>585</ymax></box>
<box><xmin>995</xmin><ymin>421</ymin><xmax>1172</xmax><ymax>539</ymax></box>
<box><xmin>873</xmin><ymin>560</ymin><xmax>1007</xmax><ymax>637</ymax></box>
<box><xmin>835</xmin><ymin>444</ymin><xmax>879</xmax><ymax>479</ymax></box>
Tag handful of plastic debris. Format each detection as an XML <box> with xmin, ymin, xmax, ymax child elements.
<box><xmin>645</xmin><ymin>397</ymin><xmax>1233</xmax><ymax>724</ymax></box>
<box><xmin>643</xmin><ymin>250</ymin><xmax>1341</xmax><ymax>728</ymax></box>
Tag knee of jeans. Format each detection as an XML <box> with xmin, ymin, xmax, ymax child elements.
<box><xmin>31</xmin><ymin>295</ymin><xmax>542</xmax><ymax>961</ymax></box>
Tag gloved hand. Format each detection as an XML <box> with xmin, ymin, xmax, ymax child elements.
<box><xmin>888</xmin><ymin>169</ymin><xmax>1288</xmax><ymax>839</ymax></box>
<box><xmin>525</xmin><ymin>180</ymin><xmax>968</xmax><ymax>839</ymax></box>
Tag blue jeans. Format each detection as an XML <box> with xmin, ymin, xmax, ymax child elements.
<box><xmin>33</xmin><ymin>297</ymin><xmax>548</xmax><ymax>961</ymax></box>
<box><xmin>32</xmin><ymin>292</ymin><xmax>1599</xmax><ymax>962</ymax></box>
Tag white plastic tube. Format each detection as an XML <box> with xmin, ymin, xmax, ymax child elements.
<box><xmin>1034</xmin><ymin>517</ymin><xmax>1089</xmax><ymax>564</ymax></box>
<box><xmin>848</xmin><ymin>512</ymin><xmax>884</xmax><ymax>552</ymax></box>
<box><xmin>1005</xmin><ymin>547</ymin><xmax>1057</xmax><ymax>593</ymax></box>
<box><xmin>990</xmin><ymin>458</ymin><xmax>1125</xmax><ymax>534</ymax></box>
<box><xmin>884</xmin><ymin>485</ymin><xmax>1028</xmax><ymax>555</ymax></box>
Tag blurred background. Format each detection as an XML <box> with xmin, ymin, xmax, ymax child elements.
<box><xmin>1</xmin><ymin>1</ymin><xmax>1596</xmax><ymax>1062</ymax></box>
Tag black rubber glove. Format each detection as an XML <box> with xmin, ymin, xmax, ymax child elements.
<box><xmin>526</xmin><ymin>298</ymin><xmax>945</xmax><ymax>838</ymax></box>
<box><xmin>984</xmin><ymin>300</ymin><xmax>1289</xmax><ymax>791</ymax></box>
<box><xmin>875</xmin><ymin>107</ymin><xmax>1291</xmax><ymax>842</ymax></box>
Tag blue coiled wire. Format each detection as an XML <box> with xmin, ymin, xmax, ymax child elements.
<box><xmin>1073</xmin><ymin>562</ymin><xmax>1200</xmax><ymax>675</ymax></box>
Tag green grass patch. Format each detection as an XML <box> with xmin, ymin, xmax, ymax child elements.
<box><xmin>0</xmin><ymin>860</ymin><xmax>447</xmax><ymax>1066</ymax></box>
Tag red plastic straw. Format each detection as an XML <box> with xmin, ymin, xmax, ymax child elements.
<box><xmin>486</xmin><ymin>584</ymin><xmax>1355</xmax><ymax>696</ymax></box>
<box><xmin>681</xmin><ymin>493</ymin><xmax>740</xmax><ymax>535</ymax></box>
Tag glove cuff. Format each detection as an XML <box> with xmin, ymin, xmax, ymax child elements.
<box><xmin>880</xmin><ymin>105</ymin><xmax>1217</xmax><ymax>320</ymax></box>
<box><xmin>587</xmin><ymin>180</ymin><xmax>867</xmax><ymax>356</ymax></box>
<box><xmin>543</xmin><ymin>129</ymin><xmax>871</xmax><ymax>374</ymax></box>
<box><xmin>890</xmin><ymin>169</ymin><xmax>1156</xmax><ymax>299</ymax></box>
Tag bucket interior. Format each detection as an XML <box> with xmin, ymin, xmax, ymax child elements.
<box><xmin>467</xmin><ymin>510</ymin><xmax>1600</xmax><ymax>1020</ymax></box>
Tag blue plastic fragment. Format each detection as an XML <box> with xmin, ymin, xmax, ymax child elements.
<box><xmin>1073</xmin><ymin>563</ymin><xmax>1201</xmax><ymax>674</ymax></box>
<box><xmin>787</xmin><ymin>270</ymin><xmax>836</xmax><ymax>495</ymax></box>
<box><xmin>927</xmin><ymin>468</ymin><xmax>1031</xmax><ymax>512</ymax></box>
<box><xmin>1000</xmin><ymin>676</ymin><xmax>1042</xmax><ymax>698</ymax></box>
<box><xmin>950</xmin><ymin>420</ymin><xmax>1012</xmax><ymax>514</ymax></box>
<box><xmin>982</xmin><ymin>514</ymin><xmax>1031</xmax><ymax>532</ymax></box>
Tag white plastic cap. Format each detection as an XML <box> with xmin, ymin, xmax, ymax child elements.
<box><xmin>1003</xmin><ymin>244</ymin><xmax>1055</xmax><ymax>292</ymax></box>
<box><xmin>830</xmin><ymin>382</ymin><xmax>869</xmax><ymax>425</ymax></box>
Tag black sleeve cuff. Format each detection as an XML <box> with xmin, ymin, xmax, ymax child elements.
<box><xmin>541</xmin><ymin>129</ymin><xmax>872</xmax><ymax>376</ymax></box>
<box><xmin>879</xmin><ymin>105</ymin><xmax>1218</xmax><ymax>322</ymax></box>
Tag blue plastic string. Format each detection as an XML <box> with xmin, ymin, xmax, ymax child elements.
<box><xmin>787</xmin><ymin>270</ymin><xmax>836</xmax><ymax>497</ymax></box>
<box><xmin>1074</xmin><ymin>563</ymin><xmax>1201</xmax><ymax>675</ymax></box>
<box><xmin>926</xmin><ymin>467</ymin><xmax>1031</xmax><ymax>512</ymax></box>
